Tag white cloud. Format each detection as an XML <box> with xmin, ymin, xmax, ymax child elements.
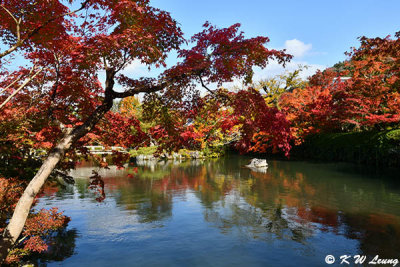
<box><xmin>284</xmin><ymin>39</ymin><xmax>312</xmax><ymax>58</ymax></box>
<box><xmin>194</xmin><ymin>59</ymin><xmax>326</xmax><ymax>97</ymax></box>
<box><xmin>99</xmin><ymin>39</ymin><xmax>322</xmax><ymax>96</ymax></box>
<box><xmin>252</xmin><ymin>60</ymin><xmax>325</xmax><ymax>81</ymax></box>
<box><xmin>121</xmin><ymin>59</ymin><xmax>151</xmax><ymax>76</ymax></box>
<box><xmin>218</xmin><ymin>39</ymin><xmax>321</xmax><ymax>91</ymax></box>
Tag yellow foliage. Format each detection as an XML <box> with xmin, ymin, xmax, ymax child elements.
<box><xmin>253</xmin><ymin>66</ymin><xmax>308</xmax><ymax>108</ymax></box>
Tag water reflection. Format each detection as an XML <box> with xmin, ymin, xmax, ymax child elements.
<box><xmin>31</xmin><ymin>228</ymin><xmax>79</xmax><ymax>266</ymax></box>
<box><xmin>38</xmin><ymin>156</ymin><xmax>400</xmax><ymax>266</ymax></box>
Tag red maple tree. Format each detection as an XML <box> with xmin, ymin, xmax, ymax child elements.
<box><xmin>0</xmin><ymin>0</ymin><xmax>292</xmax><ymax>262</ymax></box>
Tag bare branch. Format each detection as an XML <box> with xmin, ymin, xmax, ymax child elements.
<box><xmin>111</xmin><ymin>82</ymin><xmax>167</xmax><ymax>99</ymax></box>
<box><xmin>198</xmin><ymin>74</ymin><xmax>216</xmax><ymax>94</ymax></box>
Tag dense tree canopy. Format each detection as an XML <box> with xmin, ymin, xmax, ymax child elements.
<box><xmin>279</xmin><ymin>32</ymin><xmax>400</xmax><ymax>142</ymax></box>
<box><xmin>0</xmin><ymin>0</ymin><xmax>292</xmax><ymax>263</ymax></box>
<box><xmin>2</xmin><ymin>0</ymin><xmax>398</xmax><ymax>263</ymax></box>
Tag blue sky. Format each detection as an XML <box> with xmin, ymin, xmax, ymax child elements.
<box><xmin>4</xmin><ymin>1</ymin><xmax>400</xmax><ymax>89</ymax></box>
<box><xmin>127</xmin><ymin>0</ymin><xmax>399</xmax><ymax>81</ymax></box>
<box><xmin>151</xmin><ymin>0</ymin><xmax>400</xmax><ymax>66</ymax></box>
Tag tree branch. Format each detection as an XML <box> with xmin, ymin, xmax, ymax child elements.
<box><xmin>0</xmin><ymin>0</ymin><xmax>90</xmax><ymax>59</ymax></box>
<box><xmin>198</xmin><ymin>74</ymin><xmax>216</xmax><ymax>94</ymax></box>
<box><xmin>0</xmin><ymin>73</ymin><xmax>24</xmax><ymax>95</ymax></box>
<box><xmin>111</xmin><ymin>73</ymin><xmax>189</xmax><ymax>99</ymax></box>
<box><xmin>0</xmin><ymin>5</ymin><xmax>22</xmax><ymax>58</ymax></box>
<box><xmin>47</xmin><ymin>53</ymin><xmax>61</xmax><ymax>119</ymax></box>
<box><xmin>112</xmin><ymin>83</ymin><xmax>167</xmax><ymax>99</ymax></box>
<box><xmin>0</xmin><ymin>67</ymin><xmax>44</xmax><ymax>109</ymax></box>
<box><xmin>0</xmin><ymin>5</ymin><xmax>18</xmax><ymax>24</ymax></box>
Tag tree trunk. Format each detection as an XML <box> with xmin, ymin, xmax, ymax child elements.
<box><xmin>0</xmin><ymin>132</ymin><xmax>74</xmax><ymax>262</ymax></box>
<box><xmin>0</xmin><ymin>70</ymin><xmax>116</xmax><ymax>263</ymax></box>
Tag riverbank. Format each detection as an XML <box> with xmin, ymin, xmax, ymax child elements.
<box><xmin>128</xmin><ymin>130</ymin><xmax>400</xmax><ymax>168</ymax></box>
<box><xmin>129</xmin><ymin>146</ymin><xmax>225</xmax><ymax>162</ymax></box>
<box><xmin>290</xmin><ymin>129</ymin><xmax>400</xmax><ymax>168</ymax></box>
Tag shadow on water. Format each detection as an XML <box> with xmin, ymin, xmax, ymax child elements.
<box><xmin>29</xmin><ymin>228</ymin><xmax>79</xmax><ymax>266</ymax></box>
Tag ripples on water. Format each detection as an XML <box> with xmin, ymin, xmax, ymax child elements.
<box><xmin>35</xmin><ymin>156</ymin><xmax>400</xmax><ymax>266</ymax></box>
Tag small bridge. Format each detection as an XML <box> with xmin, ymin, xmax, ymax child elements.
<box><xmin>84</xmin><ymin>146</ymin><xmax>129</xmax><ymax>155</ymax></box>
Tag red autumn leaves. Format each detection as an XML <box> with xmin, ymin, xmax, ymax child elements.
<box><xmin>280</xmin><ymin>32</ymin><xmax>400</xmax><ymax>142</ymax></box>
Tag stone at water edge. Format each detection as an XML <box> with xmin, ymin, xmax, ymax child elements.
<box><xmin>245</xmin><ymin>158</ymin><xmax>268</xmax><ymax>168</ymax></box>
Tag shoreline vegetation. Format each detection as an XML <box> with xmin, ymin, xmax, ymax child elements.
<box><xmin>127</xmin><ymin>129</ymin><xmax>400</xmax><ymax>169</ymax></box>
<box><xmin>291</xmin><ymin>129</ymin><xmax>400</xmax><ymax>168</ymax></box>
<box><xmin>129</xmin><ymin>146</ymin><xmax>221</xmax><ymax>162</ymax></box>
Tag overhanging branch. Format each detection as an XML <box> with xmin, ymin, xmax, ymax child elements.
<box><xmin>198</xmin><ymin>74</ymin><xmax>216</xmax><ymax>95</ymax></box>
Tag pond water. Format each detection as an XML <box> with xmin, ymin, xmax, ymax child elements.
<box><xmin>35</xmin><ymin>156</ymin><xmax>400</xmax><ymax>266</ymax></box>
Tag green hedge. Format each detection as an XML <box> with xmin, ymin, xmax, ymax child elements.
<box><xmin>292</xmin><ymin>129</ymin><xmax>400</xmax><ymax>167</ymax></box>
<box><xmin>129</xmin><ymin>146</ymin><xmax>158</xmax><ymax>157</ymax></box>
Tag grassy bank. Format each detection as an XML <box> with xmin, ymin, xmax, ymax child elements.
<box><xmin>291</xmin><ymin>129</ymin><xmax>400</xmax><ymax>167</ymax></box>
<box><xmin>129</xmin><ymin>146</ymin><xmax>224</xmax><ymax>159</ymax></box>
